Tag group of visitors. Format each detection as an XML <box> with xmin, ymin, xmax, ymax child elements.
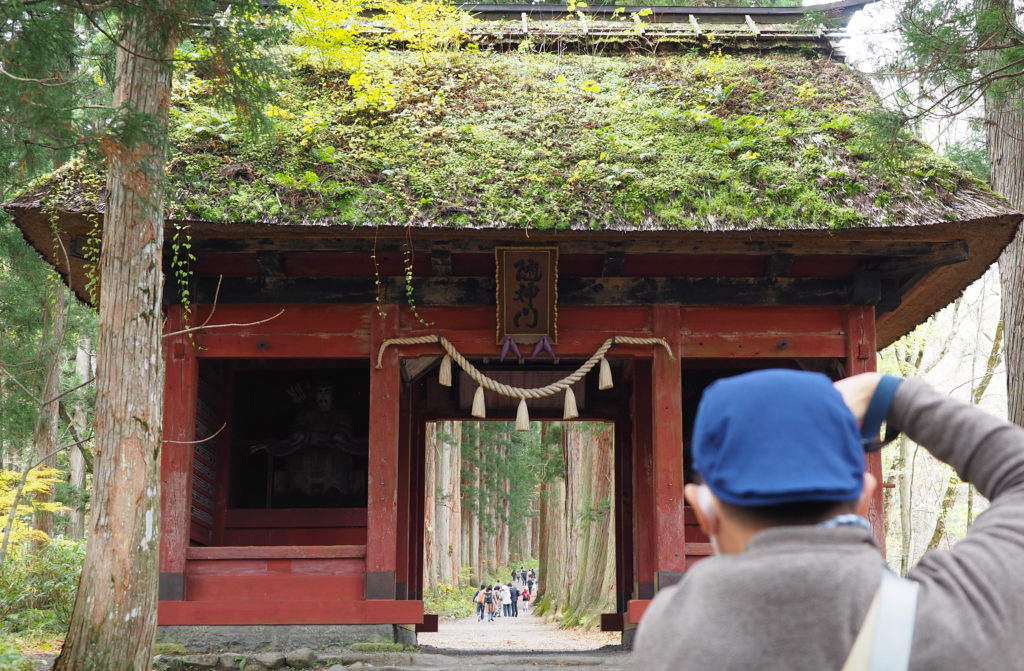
<box><xmin>513</xmin><ymin>564</ymin><xmax>537</xmax><ymax>591</ymax></box>
<box><xmin>472</xmin><ymin>573</ymin><xmax>533</xmax><ymax>622</ymax></box>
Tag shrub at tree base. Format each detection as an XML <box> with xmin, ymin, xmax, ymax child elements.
<box><xmin>423</xmin><ymin>582</ymin><xmax>476</xmax><ymax>619</ymax></box>
<box><xmin>0</xmin><ymin>538</ymin><xmax>85</xmax><ymax>635</ymax></box>
<box><xmin>0</xmin><ymin>641</ymin><xmax>33</xmax><ymax>671</ymax></box>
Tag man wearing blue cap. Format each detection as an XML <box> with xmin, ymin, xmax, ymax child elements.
<box><xmin>634</xmin><ymin>369</ymin><xmax>1024</xmax><ymax>670</ymax></box>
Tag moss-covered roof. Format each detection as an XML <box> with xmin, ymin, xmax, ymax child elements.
<box><xmin>11</xmin><ymin>44</ymin><xmax>1013</xmax><ymax>232</ymax></box>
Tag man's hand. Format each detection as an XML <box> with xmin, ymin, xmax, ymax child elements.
<box><xmin>833</xmin><ymin>372</ymin><xmax>884</xmax><ymax>427</ymax></box>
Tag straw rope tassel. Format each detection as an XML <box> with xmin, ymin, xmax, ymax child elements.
<box><xmin>439</xmin><ymin>354</ymin><xmax>452</xmax><ymax>387</ymax></box>
<box><xmin>471</xmin><ymin>385</ymin><xmax>486</xmax><ymax>418</ymax></box>
<box><xmin>598</xmin><ymin>356</ymin><xmax>613</xmax><ymax>390</ymax></box>
<box><xmin>563</xmin><ymin>387</ymin><xmax>579</xmax><ymax>420</ymax></box>
<box><xmin>516</xmin><ymin>398</ymin><xmax>530</xmax><ymax>431</ymax></box>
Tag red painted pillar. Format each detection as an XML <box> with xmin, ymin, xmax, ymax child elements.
<box><xmin>632</xmin><ymin>361</ymin><xmax>656</xmax><ymax>600</ymax></box>
<box><xmin>651</xmin><ymin>306</ymin><xmax>686</xmax><ymax>591</ymax></box>
<box><xmin>845</xmin><ymin>305</ymin><xmax>885</xmax><ymax>547</ymax></box>
<box><xmin>159</xmin><ymin>305</ymin><xmax>198</xmax><ymax>601</ymax></box>
<box><xmin>395</xmin><ymin>384</ymin><xmax>411</xmax><ymax>600</ymax></box>
<box><xmin>367</xmin><ymin>307</ymin><xmax>400</xmax><ymax>599</ymax></box>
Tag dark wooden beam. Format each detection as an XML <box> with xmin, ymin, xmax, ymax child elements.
<box><xmin>183</xmin><ymin>235</ymin><xmax>971</xmax><ymax>259</ymax></box>
<box><xmin>765</xmin><ymin>253</ymin><xmax>794</xmax><ymax>284</ymax></box>
<box><xmin>868</xmin><ymin>240</ymin><xmax>968</xmax><ymax>277</ymax></box>
<box><xmin>256</xmin><ymin>251</ymin><xmax>285</xmax><ymax>276</ymax></box>
<box><xmin>195</xmin><ymin>274</ymin><xmax>895</xmax><ymax>306</ymax></box>
<box><xmin>850</xmin><ymin>270</ymin><xmax>881</xmax><ymax>305</ymax></box>
<box><xmin>602</xmin><ymin>252</ymin><xmax>626</xmax><ymax>277</ymax></box>
<box><xmin>457</xmin><ymin>0</ymin><xmax>869</xmax><ymax>25</ymax></box>
<box><xmin>430</xmin><ymin>249</ymin><xmax>453</xmax><ymax>277</ymax></box>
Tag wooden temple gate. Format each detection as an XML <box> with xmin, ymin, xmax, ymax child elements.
<box><xmin>156</xmin><ymin>290</ymin><xmax>883</xmax><ymax>635</ymax></box>
<box><xmin>6</xmin><ymin>0</ymin><xmax>1020</xmax><ymax>644</ymax></box>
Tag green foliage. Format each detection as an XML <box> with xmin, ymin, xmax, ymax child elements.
<box><xmin>893</xmin><ymin>0</ymin><xmax>1024</xmax><ymax>119</ymax></box>
<box><xmin>0</xmin><ymin>210</ymin><xmax>96</xmax><ymax>533</ymax></box>
<box><xmin>0</xmin><ymin>468</ymin><xmax>67</xmax><ymax>547</ymax></box>
<box><xmin>0</xmin><ymin>0</ymin><xmax>286</xmax><ymax>199</ymax></box>
<box><xmin>152</xmin><ymin>642</ymin><xmax>187</xmax><ymax>656</ymax></box>
<box><xmin>0</xmin><ymin>538</ymin><xmax>85</xmax><ymax>632</ymax></box>
<box><xmin>349</xmin><ymin>641</ymin><xmax>416</xmax><ymax>652</ymax></box>
<box><xmin>461</xmin><ymin>421</ymin><xmax>547</xmax><ymax>559</ymax></box>
<box><xmin>282</xmin><ymin>0</ymin><xmax>473</xmax><ymax>111</ymax></box>
<box><xmin>943</xmin><ymin>134</ymin><xmax>990</xmax><ymax>183</ymax></box>
<box><xmin>422</xmin><ymin>581</ymin><xmax>476</xmax><ymax>618</ymax></box>
<box><xmin>76</xmin><ymin>45</ymin><xmax>974</xmax><ymax>235</ymax></box>
<box><xmin>0</xmin><ymin>641</ymin><xmax>33</xmax><ymax>671</ymax></box>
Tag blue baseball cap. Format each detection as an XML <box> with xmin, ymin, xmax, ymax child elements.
<box><xmin>692</xmin><ymin>369</ymin><xmax>864</xmax><ymax>506</ymax></box>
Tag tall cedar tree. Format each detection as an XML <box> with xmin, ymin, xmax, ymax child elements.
<box><xmin>2</xmin><ymin>1</ymin><xmax>282</xmax><ymax>667</ymax></box>
<box><xmin>894</xmin><ymin>0</ymin><xmax>1024</xmax><ymax>424</ymax></box>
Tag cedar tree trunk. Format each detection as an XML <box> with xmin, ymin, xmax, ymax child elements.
<box><xmin>54</xmin><ymin>7</ymin><xmax>174</xmax><ymax>669</ymax></box>
<box><xmin>32</xmin><ymin>283</ymin><xmax>67</xmax><ymax>547</ymax></box>
<box><xmin>986</xmin><ymin>1</ymin><xmax>1024</xmax><ymax>427</ymax></box>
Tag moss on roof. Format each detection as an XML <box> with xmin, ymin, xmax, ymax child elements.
<box><xmin>17</xmin><ymin>45</ymin><xmax>1005</xmax><ymax>231</ymax></box>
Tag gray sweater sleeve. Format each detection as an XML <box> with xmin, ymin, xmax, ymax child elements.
<box><xmin>891</xmin><ymin>376</ymin><xmax>1024</xmax><ymax>637</ymax></box>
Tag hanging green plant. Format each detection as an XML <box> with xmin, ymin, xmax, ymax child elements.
<box><xmin>404</xmin><ymin>247</ymin><xmax>434</xmax><ymax>328</ymax></box>
<box><xmin>169</xmin><ymin>223</ymin><xmax>196</xmax><ymax>343</ymax></box>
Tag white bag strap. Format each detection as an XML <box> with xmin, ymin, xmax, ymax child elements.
<box><xmin>842</xmin><ymin>571</ymin><xmax>919</xmax><ymax>671</ymax></box>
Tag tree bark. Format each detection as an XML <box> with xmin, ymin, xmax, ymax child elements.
<box><xmin>926</xmin><ymin>472</ymin><xmax>961</xmax><ymax>551</ymax></box>
<box><xmin>423</xmin><ymin>423</ymin><xmax>437</xmax><ymax>590</ymax></box>
<box><xmin>445</xmin><ymin>420</ymin><xmax>462</xmax><ymax>585</ymax></box>
<box><xmin>986</xmin><ymin>1</ymin><xmax>1024</xmax><ymax>427</ymax></box>
<box><xmin>545</xmin><ymin>423</ymin><xmax>616</xmax><ymax>626</ymax></box>
<box><xmin>54</xmin><ymin>6</ymin><xmax>174</xmax><ymax>668</ymax></box>
<box><xmin>470</xmin><ymin>423</ymin><xmax>481</xmax><ymax>584</ymax></box>
<box><xmin>68</xmin><ymin>336</ymin><xmax>92</xmax><ymax>539</ymax></box>
<box><xmin>897</xmin><ymin>434</ymin><xmax>912</xmax><ymax>576</ymax></box>
<box><xmin>32</xmin><ymin>282</ymin><xmax>67</xmax><ymax>547</ymax></box>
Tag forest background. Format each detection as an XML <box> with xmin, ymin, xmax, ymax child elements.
<box><xmin>0</xmin><ymin>0</ymin><xmax>1015</xmax><ymax>666</ymax></box>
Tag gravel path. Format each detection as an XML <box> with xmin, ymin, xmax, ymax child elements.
<box><xmin>418</xmin><ymin>609</ymin><xmax>622</xmax><ymax>652</ymax></box>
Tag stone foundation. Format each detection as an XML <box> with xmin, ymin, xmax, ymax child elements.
<box><xmin>156</xmin><ymin>624</ymin><xmax>397</xmax><ymax>652</ymax></box>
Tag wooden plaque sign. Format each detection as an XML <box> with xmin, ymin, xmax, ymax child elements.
<box><xmin>496</xmin><ymin>246</ymin><xmax>558</xmax><ymax>344</ymax></box>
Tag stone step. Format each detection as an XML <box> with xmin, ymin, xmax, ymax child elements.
<box><xmin>153</xmin><ymin>650</ymin><xmax>632</xmax><ymax>671</ymax></box>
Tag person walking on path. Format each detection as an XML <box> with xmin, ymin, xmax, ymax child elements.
<box><xmin>635</xmin><ymin>370</ymin><xmax>1024</xmax><ymax>671</ymax></box>
<box><xmin>500</xmin><ymin>583</ymin><xmax>512</xmax><ymax>617</ymax></box>
<box><xmin>509</xmin><ymin>582</ymin><xmax>520</xmax><ymax>617</ymax></box>
<box><xmin>521</xmin><ymin>587</ymin><xmax>530</xmax><ymax>613</ymax></box>
<box><xmin>484</xmin><ymin>586</ymin><xmax>496</xmax><ymax>622</ymax></box>
<box><xmin>472</xmin><ymin>584</ymin><xmax>486</xmax><ymax>622</ymax></box>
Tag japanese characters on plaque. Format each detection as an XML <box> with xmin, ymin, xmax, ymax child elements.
<box><xmin>495</xmin><ymin>247</ymin><xmax>558</xmax><ymax>344</ymax></box>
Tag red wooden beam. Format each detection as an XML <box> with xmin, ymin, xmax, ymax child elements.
<box><xmin>186</xmin><ymin>573</ymin><xmax>366</xmax><ymax>602</ymax></box>
<box><xmin>160</xmin><ymin>305</ymin><xmax>198</xmax><ymax>601</ymax></box>
<box><xmin>845</xmin><ymin>306</ymin><xmax>885</xmax><ymax>548</ymax></box>
<box><xmin>367</xmin><ymin>307</ymin><xmax>400</xmax><ymax>599</ymax></box>
<box><xmin>651</xmin><ymin>306</ymin><xmax>686</xmax><ymax>591</ymax></box>
<box><xmin>158</xmin><ymin>599</ymin><xmax>424</xmax><ymax>625</ymax></box>
<box><xmin>223</xmin><ymin>507</ymin><xmax>367</xmax><ymax>528</ymax></box>
<box><xmin>185</xmin><ymin>545</ymin><xmax>367</xmax><ymax>560</ymax></box>
<box><xmin>626</xmin><ymin>599</ymin><xmax>652</xmax><ymax>624</ymax></box>
<box><xmin>187</xmin><ymin>304</ymin><xmax>852</xmax><ymax>361</ymax></box>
